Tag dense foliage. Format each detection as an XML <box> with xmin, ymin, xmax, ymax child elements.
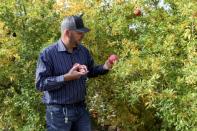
<box><xmin>0</xmin><ymin>0</ymin><xmax>60</xmax><ymax>130</ymax></box>
<box><xmin>85</xmin><ymin>1</ymin><xmax>197</xmax><ymax>130</ymax></box>
<box><xmin>0</xmin><ymin>0</ymin><xmax>196</xmax><ymax>130</ymax></box>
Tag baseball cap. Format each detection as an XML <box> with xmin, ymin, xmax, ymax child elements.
<box><xmin>61</xmin><ymin>15</ymin><xmax>90</xmax><ymax>33</ymax></box>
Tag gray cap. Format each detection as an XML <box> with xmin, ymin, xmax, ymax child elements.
<box><xmin>61</xmin><ymin>15</ymin><xmax>90</xmax><ymax>33</ymax></box>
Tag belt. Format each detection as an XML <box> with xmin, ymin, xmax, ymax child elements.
<box><xmin>47</xmin><ymin>100</ymin><xmax>85</xmax><ymax>107</ymax></box>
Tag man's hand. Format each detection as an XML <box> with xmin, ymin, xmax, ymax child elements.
<box><xmin>64</xmin><ymin>63</ymin><xmax>88</xmax><ymax>81</ymax></box>
<box><xmin>103</xmin><ymin>60</ymin><xmax>113</xmax><ymax>70</ymax></box>
<box><xmin>103</xmin><ymin>54</ymin><xmax>119</xmax><ymax>70</ymax></box>
<box><xmin>78</xmin><ymin>64</ymin><xmax>89</xmax><ymax>73</ymax></box>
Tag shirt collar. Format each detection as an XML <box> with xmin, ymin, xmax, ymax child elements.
<box><xmin>57</xmin><ymin>39</ymin><xmax>67</xmax><ymax>52</ymax></box>
<box><xmin>57</xmin><ymin>39</ymin><xmax>80</xmax><ymax>52</ymax></box>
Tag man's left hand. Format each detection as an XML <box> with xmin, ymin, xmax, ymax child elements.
<box><xmin>103</xmin><ymin>60</ymin><xmax>113</xmax><ymax>70</ymax></box>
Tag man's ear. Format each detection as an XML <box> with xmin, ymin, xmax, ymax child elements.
<box><xmin>64</xmin><ymin>29</ymin><xmax>70</xmax><ymax>37</ymax></box>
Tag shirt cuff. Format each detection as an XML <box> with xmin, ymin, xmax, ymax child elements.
<box><xmin>57</xmin><ymin>75</ymin><xmax>65</xmax><ymax>82</ymax></box>
<box><xmin>100</xmin><ymin>65</ymin><xmax>109</xmax><ymax>74</ymax></box>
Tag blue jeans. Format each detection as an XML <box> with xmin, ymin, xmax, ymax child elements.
<box><xmin>46</xmin><ymin>104</ymin><xmax>91</xmax><ymax>131</ymax></box>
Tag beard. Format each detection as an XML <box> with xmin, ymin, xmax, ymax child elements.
<box><xmin>69</xmin><ymin>34</ymin><xmax>81</xmax><ymax>47</ymax></box>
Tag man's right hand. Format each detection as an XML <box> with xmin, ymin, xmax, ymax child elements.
<box><xmin>63</xmin><ymin>63</ymin><xmax>88</xmax><ymax>81</ymax></box>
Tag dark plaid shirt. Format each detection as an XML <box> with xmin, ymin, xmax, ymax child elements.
<box><xmin>36</xmin><ymin>40</ymin><xmax>108</xmax><ymax>104</ymax></box>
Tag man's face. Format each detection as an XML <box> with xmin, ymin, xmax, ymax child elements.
<box><xmin>69</xmin><ymin>30</ymin><xmax>85</xmax><ymax>47</ymax></box>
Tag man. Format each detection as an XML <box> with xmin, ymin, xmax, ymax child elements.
<box><xmin>35</xmin><ymin>15</ymin><xmax>114</xmax><ymax>131</ymax></box>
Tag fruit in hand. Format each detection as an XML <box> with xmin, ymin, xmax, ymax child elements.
<box><xmin>78</xmin><ymin>65</ymin><xmax>88</xmax><ymax>73</ymax></box>
<box><xmin>134</xmin><ymin>8</ymin><xmax>141</xmax><ymax>16</ymax></box>
<box><xmin>108</xmin><ymin>54</ymin><xmax>118</xmax><ymax>64</ymax></box>
<box><xmin>73</xmin><ymin>63</ymin><xmax>87</xmax><ymax>73</ymax></box>
<box><xmin>79</xmin><ymin>68</ymin><xmax>86</xmax><ymax>73</ymax></box>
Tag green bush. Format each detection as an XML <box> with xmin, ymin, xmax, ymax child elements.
<box><xmin>0</xmin><ymin>0</ymin><xmax>196</xmax><ymax>131</ymax></box>
<box><xmin>0</xmin><ymin>0</ymin><xmax>60</xmax><ymax>130</ymax></box>
<box><xmin>85</xmin><ymin>0</ymin><xmax>197</xmax><ymax>131</ymax></box>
